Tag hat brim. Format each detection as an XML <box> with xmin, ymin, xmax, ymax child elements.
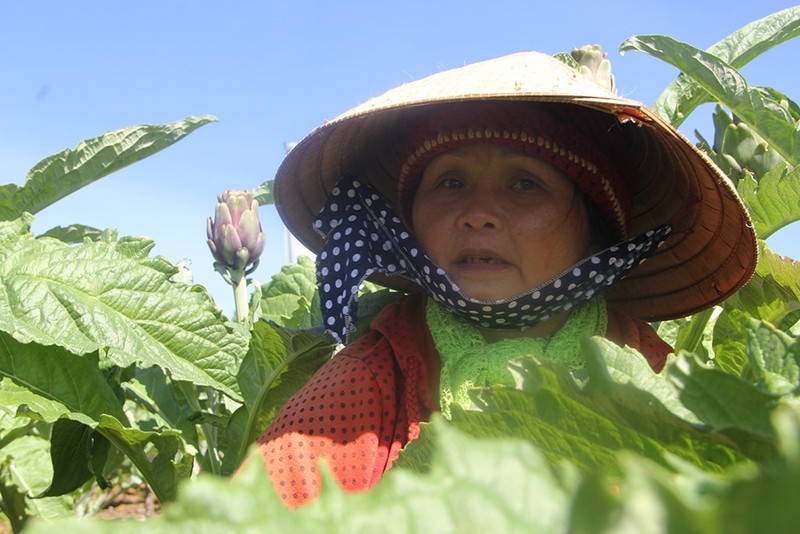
<box><xmin>273</xmin><ymin>51</ymin><xmax>757</xmax><ymax>321</ymax></box>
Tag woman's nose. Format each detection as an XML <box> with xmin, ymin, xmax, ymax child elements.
<box><xmin>455</xmin><ymin>191</ymin><xmax>503</xmax><ymax>230</ymax></box>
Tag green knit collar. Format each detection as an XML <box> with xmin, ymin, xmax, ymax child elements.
<box><xmin>426</xmin><ymin>296</ymin><xmax>607</xmax><ymax>418</ymax></box>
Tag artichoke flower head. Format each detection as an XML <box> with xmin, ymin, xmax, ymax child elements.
<box><xmin>207</xmin><ymin>189</ymin><xmax>266</xmax><ymax>283</ymax></box>
<box><xmin>571</xmin><ymin>44</ymin><xmax>616</xmax><ymax>94</ymax></box>
<box><xmin>710</xmin><ymin>105</ymin><xmax>786</xmax><ymax>184</ymax></box>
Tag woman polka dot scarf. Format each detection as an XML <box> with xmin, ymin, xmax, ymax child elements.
<box><xmin>313</xmin><ymin>176</ymin><xmax>671</xmax><ymax>344</ymax></box>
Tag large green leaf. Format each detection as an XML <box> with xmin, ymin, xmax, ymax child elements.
<box><xmin>38</xmin><ymin>224</ymin><xmax>105</xmax><ymax>244</ymax></box>
<box><xmin>667</xmin><ymin>354</ymin><xmax>780</xmax><ymax>444</ymax></box>
<box><xmin>620</xmin><ymin>35</ymin><xmax>800</xmax><ymax>165</ymax></box>
<box><xmin>93</xmin><ymin>414</ymin><xmax>193</xmax><ymax>503</ymax></box>
<box><xmin>26</xmin><ymin>407</ymin><xmax>800</xmax><ymax>533</ymax></box>
<box><xmin>36</xmin><ymin>419</ymin><xmax>111</xmax><ymax>497</ymax></box>
<box><xmin>0</xmin><ymin>334</ymin><xmax>191</xmax><ymax>502</ymax></box>
<box><xmin>0</xmin><ymin>334</ymin><xmax>126</xmax><ymax>425</ymax></box>
<box><xmin>0</xmin><ymin>217</ymin><xmax>248</xmax><ymax>399</ymax></box>
<box><xmin>449</xmin><ymin>349</ymin><xmax>752</xmax><ymax>475</ymax></box>
<box><xmin>257</xmin><ymin>256</ymin><xmax>321</xmax><ymax>328</ymax></box>
<box><xmin>724</xmin><ymin>241</ymin><xmax>800</xmax><ymax>329</ymax></box>
<box><xmin>715</xmin><ymin>405</ymin><xmax>800</xmax><ymax>534</ymax></box>
<box><xmin>252</xmin><ymin>180</ymin><xmax>274</xmax><ymax>206</ymax></box>
<box><xmin>124</xmin><ymin>367</ymin><xmax>199</xmax><ymax>447</ymax></box>
<box><xmin>628</xmin><ymin>6</ymin><xmax>800</xmax><ymax>126</ymax></box>
<box><xmin>745</xmin><ymin>319</ymin><xmax>800</xmax><ymax>396</ymax></box>
<box><xmin>26</xmin><ymin>422</ymin><xmax>577</xmax><ymax>533</ymax></box>
<box><xmin>395</xmin><ymin>342</ymin><xmax>758</xmax><ymax>481</ymax></box>
<box><xmin>569</xmin><ymin>405</ymin><xmax>800</xmax><ymax>534</ymax></box>
<box><xmin>0</xmin><ymin>435</ymin><xmax>74</xmax><ymax>528</ymax></box>
<box><xmin>256</xmin><ymin>257</ymin><xmax>404</xmax><ymax>337</ymax></box>
<box><xmin>713</xmin><ymin>308</ymin><xmax>752</xmax><ymax>376</ymax></box>
<box><xmin>0</xmin><ymin>115</ymin><xmax>217</xmax><ymax>221</ymax></box>
<box><xmin>738</xmin><ymin>162</ymin><xmax>800</xmax><ymax>239</ymax></box>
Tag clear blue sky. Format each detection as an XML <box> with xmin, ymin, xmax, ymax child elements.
<box><xmin>1</xmin><ymin>1</ymin><xmax>798</xmax><ymax>315</ymax></box>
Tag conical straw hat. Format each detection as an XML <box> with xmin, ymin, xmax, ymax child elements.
<box><xmin>273</xmin><ymin>51</ymin><xmax>757</xmax><ymax>321</ymax></box>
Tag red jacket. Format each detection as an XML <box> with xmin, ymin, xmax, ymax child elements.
<box><xmin>256</xmin><ymin>295</ymin><xmax>670</xmax><ymax>508</ymax></box>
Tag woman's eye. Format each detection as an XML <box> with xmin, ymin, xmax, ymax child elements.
<box><xmin>437</xmin><ymin>174</ymin><xmax>464</xmax><ymax>189</ymax></box>
<box><xmin>512</xmin><ymin>177</ymin><xmax>541</xmax><ymax>190</ymax></box>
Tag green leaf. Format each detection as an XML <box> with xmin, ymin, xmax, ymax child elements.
<box><xmin>620</xmin><ymin>35</ymin><xmax>800</xmax><ymax>165</ymax></box>
<box><xmin>94</xmin><ymin>414</ymin><xmax>192</xmax><ymax>503</ymax></box>
<box><xmin>0</xmin><ymin>333</ymin><xmax>190</xmax><ymax>502</ymax></box>
<box><xmin>754</xmin><ymin>242</ymin><xmax>800</xmax><ymax>298</ymax></box>
<box><xmin>236</xmin><ymin>321</ymin><xmax>287</xmax><ymax>410</ymax></box>
<box><xmin>630</xmin><ymin>6</ymin><xmax>800</xmax><ymax>126</ymax></box>
<box><xmin>0</xmin><ymin>218</ymin><xmax>248</xmax><ymax>400</ymax></box>
<box><xmin>257</xmin><ymin>256</ymin><xmax>321</xmax><ymax>328</ymax></box>
<box><xmin>553</xmin><ymin>50</ymin><xmax>580</xmax><ymax>69</ymax></box>
<box><xmin>0</xmin><ymin>380</ymin><xmax>90</xmax><ymax>427</ymax></box>
<box><xmin>0</xmin><ymin>115</ymin><xmax>217</xmax><ymax>221</ymax></box>
<box><xmin>257</xmin><ymin>258</ymin><xmax>403</xmax><ymax>335</ymax></box>
<box><xmin>0</xmin><ymin>435</ymin><xmax>74</xmax><ymax>526</ymax></box>
<box><xmin>0</xmin><ymin>213</ymin><xmax>34</xmax><ymax>245</ymax></box>
<box><xmin>576</xmin><ymin>345</ymin><xmax>756</xmax><ymax>467</ymax></box>
<box><xmin>124</xmin><ymin>367</ymin><xmax>198</xmax><ymax>445</ymax></box>
<box><xmin>712</xmin><ymin>308</ymin><xmax>752</xmax><ymax>376</ymax></box>
<box><xmin>738</xmin><ymin>162</ymin><xmax>800</xmax><ymax>239</ymax></box>
<box><xmin>715</xmin><ymin>405</ymin><xmax>800</xmax><ymax>533</ymax></box>
<box><xmin>583</xmin><ymin>339</ymin><xmax>701</xmax><ymax>425</ymax></box>
<box><xmin>37</xmin><ymin>224</ymin><xmax>106</xmax><ymax>244</ymax></box>
<box><xmin>252</xmin><ymin>180</ymin><xmax>274</xmax><ymax>206</ymax></box>
<box><xmin>0</xmin><ymin>333</ymin><xmax>126</xmax><ymax>425</ymax></box>
<box><xmin>398</xmin><ymin>346</ymin><xmax>750</xmax><ymax>477</ymax></box>
<box><xmin>723</xmin><ymin>241</ymin><xmax>800</xmax><ymax>327</ymax></box>
<box><xmin>26</xmin><ymin>422</ymin><xmax>578</xmax><ymax>533</ymax></box>
<box><xmin>745</xmin><ymin>319</ymin><xmax>800</xmax><ymax>396</ymax></box>
<box><xmin>22</xmin><ymin>406</ymin><xmax>800</xmax><ymax>533</ymax></box>
<box><xmin>37</xmin><ymin>419</ymin><xmax>109</xmax><ymax>497</ymax></box>
<box><xmin>667</xmin><ymin>355</ymin><xmax>781</xmax><ymax>443</ymax></box>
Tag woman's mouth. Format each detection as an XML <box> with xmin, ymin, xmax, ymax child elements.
<box><xmin>462</xmin><ymin>256</ymin><xmax>505</xmax><ymax>265</ymax></box>
<box><xmin>455</xmin><ymin>249</ymin><xmax>510</xmax><ymax>267</ymax></box>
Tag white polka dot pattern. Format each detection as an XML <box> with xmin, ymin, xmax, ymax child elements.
<box><xmin>313</xmin><ymin>176</ymin><xmax>672</xmax><ymax>343</ymax></box>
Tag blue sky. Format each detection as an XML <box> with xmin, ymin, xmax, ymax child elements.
<box><xmin>1</xmin><ymin>1</ymin><xmax>798</xmax><ymax>315</ymax></box>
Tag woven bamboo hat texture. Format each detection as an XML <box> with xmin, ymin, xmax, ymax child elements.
<box><xmin>273</xmin><ymin>51</ymin><xmax>757</xmax><ymax>321</ymax></box>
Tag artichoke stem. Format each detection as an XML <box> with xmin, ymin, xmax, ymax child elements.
<box><xmin>232</xmin><ymin>272</ymin><xmax>249</xmax><ymax>322</ymax></box>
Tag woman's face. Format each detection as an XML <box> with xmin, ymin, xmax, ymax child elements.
<box><xmin>412</xmin><ymin>143</ymin><xmax>592</xmax><ymax>301</ymax></box>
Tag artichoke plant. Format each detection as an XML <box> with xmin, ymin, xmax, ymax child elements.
<box><xmin>207</xmin><ymin>189</ymin><xmax>265</xmax><ymax>320</ymax></box>
<box><xmin>708</xmin><ymin>104</ymin><xmax>785</xmax><ymax>184</ymax></box>
<box><xmin>571</xmin><ymin>44</ymin><xmax>616</xmax><ymax>93</ymax></box>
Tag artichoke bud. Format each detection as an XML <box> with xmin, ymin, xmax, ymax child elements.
<box><xmin>716</xmin><ymin>110</ymin><xmax>785</xmax><ymax>181</ymax></box>
<box><xmin>221</xmin><ymin>224</ymin><xmax>243</xmax><ymax>268</ymax></box>
<box><xmin>571</xmin><ymin>44</ymin><xmax>616</xmax><ymax>93</ymax></box>
<box><xmin>235</xmin><ymin>247</ymin><xmax>251</xmax><ymax>271</ymax></box>
<box><xmin>711</xmin><ymin>105</ymin><xmax>735</xmax><ymax>155</ymax></box>
<box><xmin>207</xmin><ymin>189</ymin><xmax>265</xmax><ymax>278</ymax></box>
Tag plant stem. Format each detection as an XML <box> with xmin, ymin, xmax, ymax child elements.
<box><xmin>0</xmin><ymin>469</ymin><xmax>28</xmax><ymax>533</ymax></box>
<box><xmin>176</xmin><ymin>383</ymin><xmax>222</xmax><ymax>476</ymax></box>
<box><xmin>675</xmin><ymin>307</ymin><xmax>715</xmax><ymax>355</ymax></box>
<box><xmin>232</xmin><ymin>273</ymin><xmax>249</xmax><ymax>322</ymax></box>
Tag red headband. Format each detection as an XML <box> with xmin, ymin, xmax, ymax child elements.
<box><xmin>397</xmin><ymin>102</ymin><xmax>631</xmax><ymax>239</ymax></box>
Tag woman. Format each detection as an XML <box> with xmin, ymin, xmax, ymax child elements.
<box><xmin>257</xmin><ymin>51</ymin><xmax>757</xmax><ymax>507</ymax></box>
